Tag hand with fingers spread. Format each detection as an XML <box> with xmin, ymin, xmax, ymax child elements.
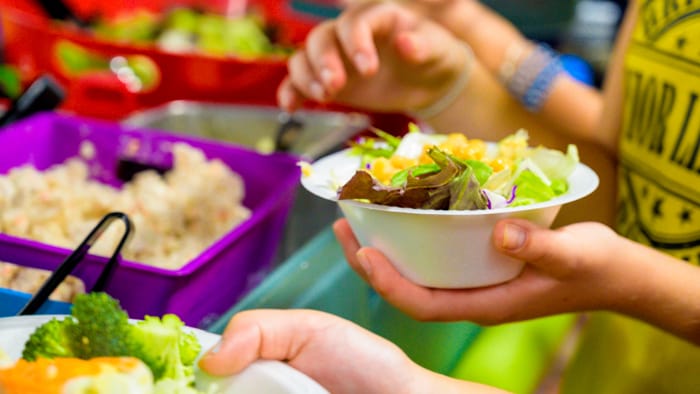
<box><xmin>277</xmin><ymin>1</ymin><xmax>470</xmax><ymax>115</ymax></box>
<box><xmin>333</xmin><ymin>218</ymin><xmax>700</xmax><ymax>345</ymax></box>
<box><xmin>198</xmin><ymin>309</ymin><xmax>508</xmax><ymax>394</ymax></box>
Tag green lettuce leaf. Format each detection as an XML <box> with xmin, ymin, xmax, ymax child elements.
<box><xmin>449</xmin><ymin>164</ymin><xmax>488</xmax><ymax>210</ymax></box>
<box><xmin>526</xmin><ymin>144</ymin><xmax>579</xmax><ymax>181</ymax></box>
<box><xmin>338</xmin><ymin>147</ymin><xmax>487</xmax><ymax>210</ymax></box>
<box><xmin>510</xmin><ymin>170</ymin><xmax>556</xmax><ymax>207</ymax></box>
<box><xmin>390</xmin><ymin>163</ymin><xmax>441</xmax><ymax>187</ymax></box>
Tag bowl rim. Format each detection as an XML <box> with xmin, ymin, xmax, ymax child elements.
<box><xmin>302</xmin><ymin>148</ymin><xmax>600</xmax><ymax>216</ymax></box>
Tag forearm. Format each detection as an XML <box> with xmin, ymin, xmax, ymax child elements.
<box><xmin>410</xmin><ymin>365</ymin><xmax>510</xmax><ymax>394</ymax></box>
<box><xmin>408</xmin><ymin>0</ymin><xmax>609</xmax><ymax>153</ymax></box>
<box><xmin>608</xmin><ymin>237</ymin><xmax>700</xmax><ymax>345</ymax></box>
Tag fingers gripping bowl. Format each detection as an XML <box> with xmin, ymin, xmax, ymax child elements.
<box><xmin>301</xmin><ymin>129</ymin><xmax>599</xmax><ymax>288</ymax></box>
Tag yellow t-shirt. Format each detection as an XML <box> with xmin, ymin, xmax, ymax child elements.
<box><xmin>562</xmin><ymin>2</ymin><xmax>700</xmax><ymax>392</ymax></box>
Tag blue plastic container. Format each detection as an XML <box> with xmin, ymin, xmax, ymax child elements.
<box><xmin>0</xmin><ymin>288</ymin><xmax>72</xmax><ymax>316</ymax></box>
<box><xmin>206</xmin><ymin>226</ymin><xmax>481</xmax><ymax>374</ymax></box>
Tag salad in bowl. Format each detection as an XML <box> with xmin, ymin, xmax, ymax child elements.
<box><xmin>301</xmin><ymin>126</ymin><xmax>599</xmax><ymax>288</ymax></box>
<box><xmin>329</xmin><ymin>126</ymin><xmax>580</xmax><ymax>211</ymax></box>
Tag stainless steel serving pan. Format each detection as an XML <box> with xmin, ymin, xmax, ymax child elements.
<box><xmin>123</xmin><ymin>100</ymin><xmax>370</xmax><ymax>160</ymax></box>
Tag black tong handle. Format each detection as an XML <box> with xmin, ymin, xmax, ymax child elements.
<box><xmin>0</xmin><ymin>75</ymin><xmax>65</xmax><ymax>128</ymax></box>
<box><xmin>17</xmin><ymin>212</ymin><xmax>133</xmax><ymax>316</ymax></box>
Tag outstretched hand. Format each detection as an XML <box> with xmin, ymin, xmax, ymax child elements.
<box><xmin>333</xmin><ymin>217</ymin><xmax>629</xmax><ymax>324</ymax></box>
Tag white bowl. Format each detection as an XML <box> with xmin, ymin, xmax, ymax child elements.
<box><xmin>301</xmin><ymin>149</ymin><xmax>599</xmax><ymax>288</ymax></box>
<box><xmin>0</xmin><ymin>315</ymin><xmax>329</xmax><ymax>394</ymax></box>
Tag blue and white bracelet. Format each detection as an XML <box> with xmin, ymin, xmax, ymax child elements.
<box><xmin>502</xmin><ymin>43</ymin><xmax>564</xmax><ymax>112</ymax></box>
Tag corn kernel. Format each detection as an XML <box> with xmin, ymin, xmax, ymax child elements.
<box><xmin>297</xmin><ymin>161</ymin><xmax>313</xmax><ymax>177</ymax></box>
<box><xmin>458</xmin><ymin>139</ymin><xmax>487</xmax><ymax>161</ymax></box>
<box><xmin>389</xmin><ymin>155</ymin><xmax>416</xmax><ymax>169</ymax></box>
<box><xmin>489</xmin><ymin>157</ymin><xmax>508</xmax><ymax>172</ymax></box>
<box><xmin>370</xmin><ymin>158</ymin><xmax>396</xmax><ymax>184</ymax></box>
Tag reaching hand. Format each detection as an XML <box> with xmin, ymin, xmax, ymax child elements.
<box><xmin>333</xmin><ymin>217</ymin><xmax>630</xmax><ymax>324</ymax></box>
<box><xmin>198</xmin><ymin>309</ymin><xmax>508</xmax><ymax>393</ymax></box>
<box><xmin>277</xmin><ymin>1</ymin><xmax>470</xmax><ymax>114</ymax></box>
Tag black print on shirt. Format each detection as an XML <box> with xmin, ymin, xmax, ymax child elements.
<box><xmin>624</xmin><ymin>69</ymin><xmax>700</xmax><ymax>171</ymax></box>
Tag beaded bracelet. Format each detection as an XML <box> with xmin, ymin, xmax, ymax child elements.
<box><xmin>498</xmin><ymin>42</ymin><xmax>527</xmax><ymax>84</ymax></box>
<box><xmin>411</xmin><ymin>44</ymin><xmax>474</xmax><ymax>120</ymax></box>
<box><xmin>503</xmin><ymin>43</ymin><xmax>564</xmax><ymax>112</ymax></box>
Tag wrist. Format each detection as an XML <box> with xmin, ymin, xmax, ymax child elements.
<box><xmin>410</xmin><ymin>43</ymin><xmax>474</xmax><ymax>120</ymax></box>
<box><xmin>500</xmin><ymin>42</ymin><xmax>565</xmax><ymax>112</ymax></box>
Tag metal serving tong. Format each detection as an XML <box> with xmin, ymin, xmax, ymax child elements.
<box><xmin>17</xmin><ymin>212</ymin><xmax>133</xmax><ymax>316</ymax></box>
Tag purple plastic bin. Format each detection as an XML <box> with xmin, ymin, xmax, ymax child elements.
<box><xmin>0</xmin><ymin>113</ymin><xmax>301</xmax><ymax>328</ymax></box>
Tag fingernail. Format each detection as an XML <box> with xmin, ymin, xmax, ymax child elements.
<box><xmin>309</xmin><ymin>80</ymin><xmax>325</xmax><ymax>101</ymax></box>
<box><xmin>502</xmin><ymin>224</ymin><xmax>527</xmax><ymax>250</ymax></box>
<box><xmin>320</xmin><ymin>67</ymin><xmax>334</xmax><ymax>87</ymax></box>
<box><xmin>208</xmin><ymin>339</ymin><xmax>223</xmax><ymax>355</ymax></box>
<box><xmin>356</xmin><ymin>250</ymin><xmax>372</xmax><ymax>276</ymax></box>
<box><xmin>354</xmin><ymin>53</ymin><xmax>371</xmax><ymax>74</ymax></box>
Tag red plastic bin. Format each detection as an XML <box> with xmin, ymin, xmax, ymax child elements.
<box><xmin>0</xmin><ymin>112</ymin><xmax>301</xmax><ymax>328</ymax></box>
<box><xmin>0</xmin><ymin>0</ymin><xmax>319</xmax><ymax>119</ymax></box>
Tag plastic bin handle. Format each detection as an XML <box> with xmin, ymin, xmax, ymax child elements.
<box><xmin>17</xmin><ymin>212</ymin><xmax>134</xmax><ymax>315</ymax></box>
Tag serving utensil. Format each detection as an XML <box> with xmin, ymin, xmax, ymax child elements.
<box><xmin>17</xmin><ymin>212</ymin><xmax>133</xmax><ymax>316</ymax></box>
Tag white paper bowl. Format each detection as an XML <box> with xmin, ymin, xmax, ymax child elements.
<box><xmin>0</xmin><ymin>315</ymin><xmax>328</xmax><ymax>394</ymax></box>
<box><xmin>301</xmin><ymin>149</ymin><xmax>599</xmax><ymax>288</ymax></box>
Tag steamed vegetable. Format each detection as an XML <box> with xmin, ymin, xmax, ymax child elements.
<box><xmin>339</xmin><ymin>126</ymin><xmax>579</xmax><ymax>210</ymax></box>
<box><xmin>21</xmin><ymin>292</ymin><xmax>201</xmax><ymax>390</ymax></box>
<box><xmin>22</xmin><ymin>292</ymin><xmax>130</xmax><ymax>361</ymax></box>
<box><xmin>128</xmin><ymin>314</ymin><xmax>199</xmax><ymax>383</ymax></box>
<box><xmin>22</xmin><ymin>318</ymin><xmax>76</xmax><ymax>361</ymax></box>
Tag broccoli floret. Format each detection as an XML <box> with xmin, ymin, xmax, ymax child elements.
<box><xmin>127</xmin><ymin>314</ymin><xmax>201</xmax><ymax>385</ymax></box>
<box><xmin>22</xmin><ymin>317</ymin><xmax>77</xmax><ymax>361</ymax></box>
<box><xmin>68</xmin><ymin>292</ymin><xmax>131</xmax><ymax>358</ymax></box>
<box><xmin>179</xmin><ymin>329</ymin><xmax>201</xmax><ymax>367</ymax></box>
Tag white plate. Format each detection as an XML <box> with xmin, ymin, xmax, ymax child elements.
<box><xmin>0</xmin><ymin>315</ymin><xmax>328</xmax><ymax>394</ymax></box>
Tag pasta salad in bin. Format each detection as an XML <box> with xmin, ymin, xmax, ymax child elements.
<box><xmin>0</xmin><ymin>144</ymin><xmax>250</xmax><ymax>269</ymax></box>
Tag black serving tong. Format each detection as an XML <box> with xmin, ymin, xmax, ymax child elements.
<box><xmin>0</xmin><ymin>74</ymin><xmax>65</xmax><ymax>128</ymax></box>
<box><xmin>17</xmin><ymin>212</ymin><xmax>133</xmax><ymax>316</ymax></box>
